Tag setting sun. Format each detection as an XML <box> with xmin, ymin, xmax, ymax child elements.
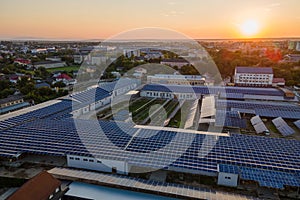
<box><xmin>240</xmin><ymin>20</ymin><xmax>260</xmax><ymax>37</ymax></box>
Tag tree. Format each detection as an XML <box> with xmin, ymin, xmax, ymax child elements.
<box><xmin>0</xmin><ymin>88</ymin><xmax>14</xmax><ymax>99</ymax></box>
<box><xmin>19</xmin><ymin>83</ymin><xmax>35</xmax><ymax>95</ymax></box>
<box><xmin>16</xmin><ymin>77</ymin><xmax>35</xmax><ymax>95</ymax></box>
<box><xmin>52</xmin><ymin>81</ymin><xmax>66</xmax><ymax>88</ymax></box>
<box><xmin>0</xmin><ymin>80</ymin><xmax>11</xmax><ymax>91</ymax></box>
<box><xmin>34</xmin><ymin>67</ymin><xmax>50</xmax><ymax>79</ymax></box>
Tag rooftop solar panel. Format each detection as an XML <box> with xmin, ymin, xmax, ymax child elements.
<box><xmin>294</xmin><ymin>120</ymin><xmax>300</xmax><ymax>129</ymax></box>
<box><xmin>216</xmin><ymin>100</ymin><xmax>300</xmax><ymax>119</ymax></box>
<box><xmin>71</xmin><ymin>87</ymin><xmax>110</xmax><ymax>105</ymax></box>
<box><xmin>0</xmin><ymin>100</ymin><xmax>72</xmax><ymax>130</ymax></box>
<box><xmin>99</xmin><ymin>78</ymin><xmax>140</xmax><ymax>92</ymax></box>
<box><xmin>142</xmin><ymin>84</ymin><xmax>284</xmax><ymax>96</ymax></box>
<box><xmin>239</xmin><ymin>166</ymin><xmax>300</xmax><ymax>189</ymax></box>
<box><xmin>218</xmin><ymin>164</ymin><xmax>239</xmax><ymax>174</ymax></box>
<box><xmin>0</xmin><ymin>88</ymin><xmax>299</xmax><ymax>191</ymax></box>
<box><xmin>253</xmin><ymin>122</ymin><xmax>268</xmax><ymax>134</ymax></box>
<box><xmin>215</xmin><ymin>110</ymin><xmax>246</xmax><ymax>128</ymax></box>
<box><xmin>272</xmin><ymin>117</ymin><xmax>295</xmax><ymax>136</ymax></box>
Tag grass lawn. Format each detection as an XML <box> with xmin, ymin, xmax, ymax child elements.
<box><xmin>131</xmin><ymin>98</ymin><xmax>167</xmax><ymax>123</ymax></box>
<box><xmin>46</xmin><ymin>65</ymin><xmax>80</xmax><ymax>73</ymax></box>
<box><xmin>168</xmin><ymin>101</ymin><xmax>192</xmax><ymax>128</ymax></box>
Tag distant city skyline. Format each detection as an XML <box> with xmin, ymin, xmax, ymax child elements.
<box><xmin>1</xmin><ymin>0</ymin><xmax>300</xmax><ymax>40</ymax></box>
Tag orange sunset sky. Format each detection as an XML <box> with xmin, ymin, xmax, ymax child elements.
<box><xmin>0</xmin><ymin>0</ymin><xmax>300</xmax><ymax>40</ymax></box>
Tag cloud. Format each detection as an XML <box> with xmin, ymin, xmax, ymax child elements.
<box><xmin>167</xmin><ymin>1</ymin><xmax>178</xmax><ymax>5</ymax></box>
<box><xmin>263</xmin><ymin>2</ymin><xmax>280</xmax><ymax>13</ymax></box>
<box><xmin>162</xmin><ymin>10</ymin><xmax>184</xmax><ymax>17</ymax></box>
<box><xmin>269</xmin><ymin>3</ymin><xmax>280</xmax><ymax>7</ymax></box>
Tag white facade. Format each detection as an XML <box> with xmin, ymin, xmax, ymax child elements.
<box><xmin>123</xmin><ymin>49</ymin><xmax>141</xmax><ymax>58</ymax></box>
<box><xmin>67</xmin><ymin>155</ymin><xmax>128</xmax><ymax>175</ymax></box>
<box><xmin>72</xmin><ymin>96</ymin><xmax>111</xmax><ymax>117</ymax></box>
<box><xmin>91</xmin><ymin>56</ymin><xmax>107</xmax><ymax>65</ymax></box>
<box><xmin>234</xmin><ymin>68</ymin><xmax>273</xmax><ymax>87</ymax></box>
<box><xmin>140</xmin><ymin>90</ymin><xmax>197</xmax><ymax>100</ymax></box>
<box><xmin>34</xmin><ymin>61</ymin><xmax>66</xmax><ymax>69</ymax></box>
<box><xmin>112</xmin><ymin>84</ymin><xmax>137</xmax><ymax>97</ymax></box>
<box><xmin>217</xmin><ymin>172</ymin><xmax>239</xmax><ymax>187</ymax></box>
<box><xmin>147</xmin><ymin>74</ymin><xmax>205</xmax><ymax>86</ymax></box>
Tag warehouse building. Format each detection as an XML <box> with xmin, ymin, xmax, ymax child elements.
<box><xmin>0</xmin><ymin>83</ymin><xmax>300</xmax><ymax>191</ymax></box>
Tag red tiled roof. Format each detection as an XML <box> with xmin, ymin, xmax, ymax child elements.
<box><xmin>8</xmin><ymin>171</ymin><xmax>61</xmax><ymax>200</ymax></box>
<box><xmin>272</xmin><ymin>78</ymin><xmax>285</xmax><ymax>83</ymax></box>
<box><xmin>56</xmin><ymin>74</ymin><xmax>72</xmax><ymax>80</ymax></box>
<box><xmin>14</xmin><ymin>58</ymin><xmax>31</xmax><ymax>64</ymax></box>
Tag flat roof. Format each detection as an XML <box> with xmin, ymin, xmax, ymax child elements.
<box><xmin>236</xmin><ymin>66</ymin><xmax>273</xmax><ymax>74</ymax></box>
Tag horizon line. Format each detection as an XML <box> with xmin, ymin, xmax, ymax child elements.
<box><xmin>1</xmin><ymin>36</ymin><xmax>300</xmax><ymax>42</ymax></box>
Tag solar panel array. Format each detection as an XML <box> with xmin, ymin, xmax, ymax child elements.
<box><xmin>218</xmin><ymin>164</ymin><xmax>300</xmax><ymax>189</ymax></box>
<box><xmin>0</xmin><ymin>119</ymin><xmax>91</xmax><ymax>157</ymax></box>
<box><xmin>0</xmin><ymin>100</ymin><xmax>72</xmax><ymax>131</ymax></box>
<box><xmin>71</xmin><ymin>87</ymin><xmax>110</xmax><ymax>105</ymax></box>
<box><xmin>219</xmin><ymin>92</ymin><xmax>244</xmax><ymax>99</ymax></box>
<box><xmin>0</xmin><ymin>118</ymin><xmax>300</xmax><ymax>188</ymax></box>
<box><xmin>0</xmin><ymin>82</ymin><xmax>299</xmax><ymax>190</ymax></box>
<box><xmin>250</xmin><ymin>116</ymin><xmax>262</xmax><ymax>126</ymax></box>
<box><xmin>99</xmin><ymin>78</ymin><xmax>140</xmax><ymax>92</ymax></box>
<box><xmin>250</xmin><ymin>116</ymin><xmax>268</xmax><ymax>134</ymax></box>
<box><xmin>215</xmin><ymin>110</ymin><xmax>246</xmax><ymax>128</ymax></box>
<box><xmin>272</xmin><ymin>117</ymin><xmax>295</xmax><ymax>136</ymax></box>
<box><xmin>126</xmin><ymin>130</ymin><xmax>177</xmax><ymax>153</ymax></box>
<box><xmin>239</xmin><ymin>166</ymin><xmax>300</xmax><ymax>189</ymax></box>
<box><xmin>113</xmin><ymin>110</ymin><xmax>130</xmax><ymax>121</ymax></box>
<box><xmin>294</xmin><ymin>120</ymin><xmax>300</xmax><ymax>129</ymax></box>
<box><xmin>142</xmin><ymin>84</ymin><xmax>284</xmax><ymax>96</ymax></box>
<box><xmin>218</xmin><ymin>164</ymin><xmax>239</xmax><ymax>174</ymax></box>
<box><xmin>216</xmin><ymin>100</ymin><xmax>300</xmax><ymax>119</ymax></box>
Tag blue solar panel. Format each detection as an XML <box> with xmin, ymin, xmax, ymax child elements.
<box><xmin>219</xmin><ymin>92</ymin><xmax>244</xmax><ymax>99</ymax></box>
<box><xmin>216</xmin><ymin>100</ymin><xmax>300</xmax><ymax>119</ymax></box>
<box><xmin>215</xmin><ymin>110</ymin><xmax>246</xmax><ymax>128</ymax></box>
<box><xmin>272</xmin><ymin>117</ymin><xmax>295</xmax><ymax>137</ymax></box>
<box><xmin>142</xmin><ymin>84</ymin><xmax>284</xmax><ymax>96</ymax></box>
<box><xmin>294</xmin><ymin>120</ymin><xmax>300</xmax><ymax>129</ymax></box>
<box><xmin>99</xmin><ymin>78</ymin><xmax>140</xmax><ymax>92</ymax></box>
<box><xmin>239</xmin><ymin>166</ymin><xmax>300</xmax><ymax>189</ymax></box>
<box><xmin>0</xmin><ymin>100</ymin><xmax>72</xmax><ymax>130</ymax></box>
<box><xmin>71</xmin><ymin>87</ymin><xmax>110</xmax><ymax>105</ymax></box>
<box><xmin>0</xmin><ymin>112</ymin><xmax>300</xmax><ymax>189</ymax></box>
<box><xmin>125</xmin><ymin>130</ymin><xmax>177</xmax><ymax>153</ymax></box>
<box><xmin>218</xmin><ymin>164</ymin><xmax>239</xmax><ymax>174</ymax></box>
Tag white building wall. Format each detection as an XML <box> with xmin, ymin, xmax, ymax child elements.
<box><xmin>140</xmin><ymin>90</ymin><xmax>197</xmax><ymax>100</ymax></box>
<box><xmin>67</xmin><ymin>155</ymin><xmax>128</xmax><ymax>175</ymax></box>
<box><xmin>95</xmin><ymin>97</ymin><xmax>111</xmax><ymax>109</ymax></box>
<box><xmin>296</xmin><ymin>42</ymin><xmax>300</xmax><ymax>51</ymax></box>
<box><xmin>91</xmin><ymin>56</ymin><xmax>106</xmax><ymax>65</ymax></box>
<box><xmin>234</xmin><ymin>72</ymin><xmax>273</xmax><ymax>86</ymax></box>
<box><xmin>82</xmin><ymin>106</ymin><xmax>90</xmax><ymax>114</ymax></box>
<box><xmin>217</xmin><ymin>172</ymin><xmax>238</xmax><ymax>187</ymax></box>
<box><xmin>35</xmin><ymin>62</ymin><xmax>66</xmax><ymax>69</ymax></box>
